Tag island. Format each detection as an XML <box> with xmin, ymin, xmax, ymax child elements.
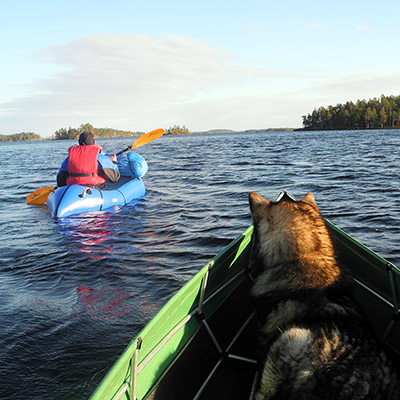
<box><xmin>301</xmin><ymin>94</ymin><xmax>400</xmax><ymax>131</ymax></box>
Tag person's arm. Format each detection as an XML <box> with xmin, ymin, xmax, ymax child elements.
<box><xmin>99</xmin><ymin>167</ymin><xmax>120</xmax><ymax>182</ymax></box>
<box><xmin>97</xmin><ymin>153</ymin><xmax>120</xmax><ymax>182</ymax></box>
<box><xmin>56</xmin><ymin>158</ymin><xmax>69</xmax><ymax>187</ymax></box>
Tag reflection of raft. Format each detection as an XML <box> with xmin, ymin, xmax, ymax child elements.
<box><xmin>47</xmin><ymin>177</ymin><xmax>145</xmax><ymax>217</ymax></box>
<box><xmin>89</xmin><ymin>192</ymin><xmax>400</xmax><ymax>400</ymax></box>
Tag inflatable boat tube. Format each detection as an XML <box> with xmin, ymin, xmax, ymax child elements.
<box><xmin>47</xmin><ymin>177</ymin><xmax>145</xmax><ymax>217</ymax></box>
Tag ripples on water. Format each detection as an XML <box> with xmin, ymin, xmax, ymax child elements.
<box><xmin>0</xmin><ymin>130</ymin><xmax>399</xmax><ymax>399</ymax></box>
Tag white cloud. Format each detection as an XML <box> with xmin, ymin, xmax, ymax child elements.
<box><xmin>357</xmin><ymin>25</ymin><xmax>372</xmax><ymax>31</ymax></box>
<box><xmin>305</xmin><ymin>23</ymin><xmax>329</xmax><ymax>29</ymax></box>
<box><xmin>32</xmin><ymin>34</ymin><xmax>247</xmax><ymax>106</ymax></box>
<box><xmin>1</xmin><ymin>34</ymin><xmax>269</xmax><ymax>135</ymax></box>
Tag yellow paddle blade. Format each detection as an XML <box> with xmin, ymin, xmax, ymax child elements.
<box><xmin>131</xmin><ymin>128</ymin><xmax>165</xmax><ymax>149</ymax></box>
<box><xmin>26</xmin><ymin>186</ymin><xmax>55</xmax><ymax>205</ymax></box>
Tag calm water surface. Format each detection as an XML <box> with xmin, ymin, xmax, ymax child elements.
<box><xmin>1</xmin><ymin>130</ymin><xmax>399</xmax><ymax>399</ymax></box>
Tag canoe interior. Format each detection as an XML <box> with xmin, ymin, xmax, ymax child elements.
<box><xmin>327</xmin><ymin>220</ymin><xmax>400</xmax><ymax>356</ymax></box>
<box><xmin>90</xmin><ymin>223</ymin><xmax>400</xmax><ymax>400</ymax></box>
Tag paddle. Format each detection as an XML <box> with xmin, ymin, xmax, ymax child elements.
<box><xmin>26</xmin><ymin>128</ymin><xmax>165</xmax><ymax>205</ymax></box>
<box><xmin>115</xmin><ymin>128</ymin><xmax>165</xmax><ymax>156</ymax></box>
<box><xmin>26</xmin><ymin>186</ymin><xmax>56</xmax><ymax>205</ymax></box>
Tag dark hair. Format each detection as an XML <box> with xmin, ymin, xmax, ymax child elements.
<box><xmin>78</xmin><ymin>131</ymin><xmax>95</xmax><ymax>146</ymax></box>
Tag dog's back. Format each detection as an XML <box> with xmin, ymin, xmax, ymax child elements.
<box><xmin>249</xmin><ymin>192</ymin><xmax>399</xmax><ymax>400</ymax></box>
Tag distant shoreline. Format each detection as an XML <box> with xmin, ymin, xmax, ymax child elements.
<box><xmin>294</xmin><ymin>126</ymin><xmax>400</xmax><ymax>132</ymax></box>
<box><xmin>1</xmin><ymin>128</ymin><xmax>297</xmax><ymax>142</ymax></box>
<box><xmin>5</xmin><ymin>126</ymin><xmax>400</xmax><ymax>143</ymax></box>
<box><xmin>192</xmin><ymin>128</ymin><xmax>294</xmax><ymax>134</ymax></box>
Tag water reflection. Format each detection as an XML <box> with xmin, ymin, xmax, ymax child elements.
<box><xmin>55</xmin><ymin>213</ymin><xmax>115</xmax><ymax>259</ymax></box>
<box><xmin>77</xmin><ymin>284</ymin><xmax>134</xmax><ymax>319</ymax></box>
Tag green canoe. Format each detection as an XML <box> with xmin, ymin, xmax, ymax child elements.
<box><xmin>90</xmin><ymin>201</ymin><xmax>400</xmax><ymax>400</ymax></box>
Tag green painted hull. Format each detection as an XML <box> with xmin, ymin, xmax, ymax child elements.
<box><xmin>90</xmin><ymin>221</ymin><xmax>400</xmax><ymax>400</ymax></box>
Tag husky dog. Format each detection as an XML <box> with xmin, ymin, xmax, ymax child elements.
<box><xmin>249</xmin><ymin>191</ymin><xmax>399</xmax><ymax>400</ymax></box>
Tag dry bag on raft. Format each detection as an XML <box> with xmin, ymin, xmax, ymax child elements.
<box><xmin>117</xmin><ymin>152</ymin><xmax>148</xmax><ymax>178</ymax></box>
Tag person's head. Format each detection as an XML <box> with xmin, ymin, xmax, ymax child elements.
<box><xmin>78</xmin><ymin>131</ymin><xmax>95</xmax><ymax>146</ymax></box>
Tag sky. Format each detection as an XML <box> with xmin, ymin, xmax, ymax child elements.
<box><xmin>2</xmin><ymin>0</ymin><xmax>400</xmax><ymax>137</ymax></box>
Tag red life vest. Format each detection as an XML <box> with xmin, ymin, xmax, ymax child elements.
<box><xmin>66</xmin><ymin>144</ymin><xmax>106</xmax><ymax>186</ymax></box>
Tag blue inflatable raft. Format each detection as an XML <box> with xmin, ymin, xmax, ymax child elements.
<box><xmin>48</xmin><ymin>152</ymin><xmax>148</xmax><ymax>218</ymax></box>
<box><xmin>47</xmin><ymin>177</ymin><xmax>145</xmax><ymax>217</ymax></box>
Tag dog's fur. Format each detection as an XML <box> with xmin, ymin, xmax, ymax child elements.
<box><xmin>249</xmin><ymin>191</ymin><xmax>399</xmax><ymax>400</ymax></box>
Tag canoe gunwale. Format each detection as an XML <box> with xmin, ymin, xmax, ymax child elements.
<box><xmin>137</xmin><ymin>268</ymin><xmax>256</xmax><ymax>399</ymax></box>
<box><xmin>90</xmin><ymin>227</ymin><xmax>255</xmax><ymax>400</ymax></box>
<box><xmin>136</xmin><ymin>261</ymin><xmax>250</xmax><ymax>370</ymax></box>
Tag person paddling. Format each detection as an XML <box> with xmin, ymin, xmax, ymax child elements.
<box><xmin>56</xmin><ymin>131</ymin><xmax>120</xmax><ymax>188</ymax></box>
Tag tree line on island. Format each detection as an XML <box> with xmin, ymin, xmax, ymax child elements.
<box><xmin>0</xmin><ymin>123</ymin><xmax>191</xmax><ymax>142</ymax></box>
<box><xmin>302</xmin><ymin>94</ymin><xmax>400</xmax><ymax>130</ymax></box>
<box><xmin>53</xmin><ymin>123</ymin><xmax>191</xmax><ymax>139</ymax></box>
<box><xmin>0</xmin><ymin>132</ymin><xmax>41</xmax><ymax>142</ymax></box>
<box><xmin>53</xmin><ymin>123</ymin><xmax>141</xmax><ymax>140</ymax></box>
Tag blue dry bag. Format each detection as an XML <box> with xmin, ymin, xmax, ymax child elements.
<box><xmin>117</xmin><ymin>152</ymin><xmax>148</xmax><ymax>178</ymax></box>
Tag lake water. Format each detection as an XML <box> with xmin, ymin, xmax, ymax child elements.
<box><xmin>1</xmin><ymin>130</ymin><xmax>399</xmax><ymax>399</ymax></box>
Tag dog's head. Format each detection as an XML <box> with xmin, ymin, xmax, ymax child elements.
<box><xmin>249</xmin><ymin>192</ymin><xmax>340</xmax><ymax>290</ymax></box>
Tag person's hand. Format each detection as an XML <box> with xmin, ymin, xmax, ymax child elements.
<box><xmin>109</xmin><ymin>154</ymin><xmax>117</xmax><ymax>162</ymax></box>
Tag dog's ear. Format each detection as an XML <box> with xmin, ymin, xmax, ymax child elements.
<box><xmin>249</xmin><ymin>192</ymin><xmax>270</xmax><ymax>223</ymax></box>
<box><xmin>301</xmin><ymin>192</ymin><xmax>316</xmax><ymax>206</ymax></box>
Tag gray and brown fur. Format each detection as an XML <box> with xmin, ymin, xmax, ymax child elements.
<box><xmin>249</xmin><ymin>191</ymin><xmax>399</xmax><ymax>400</ymax></box>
